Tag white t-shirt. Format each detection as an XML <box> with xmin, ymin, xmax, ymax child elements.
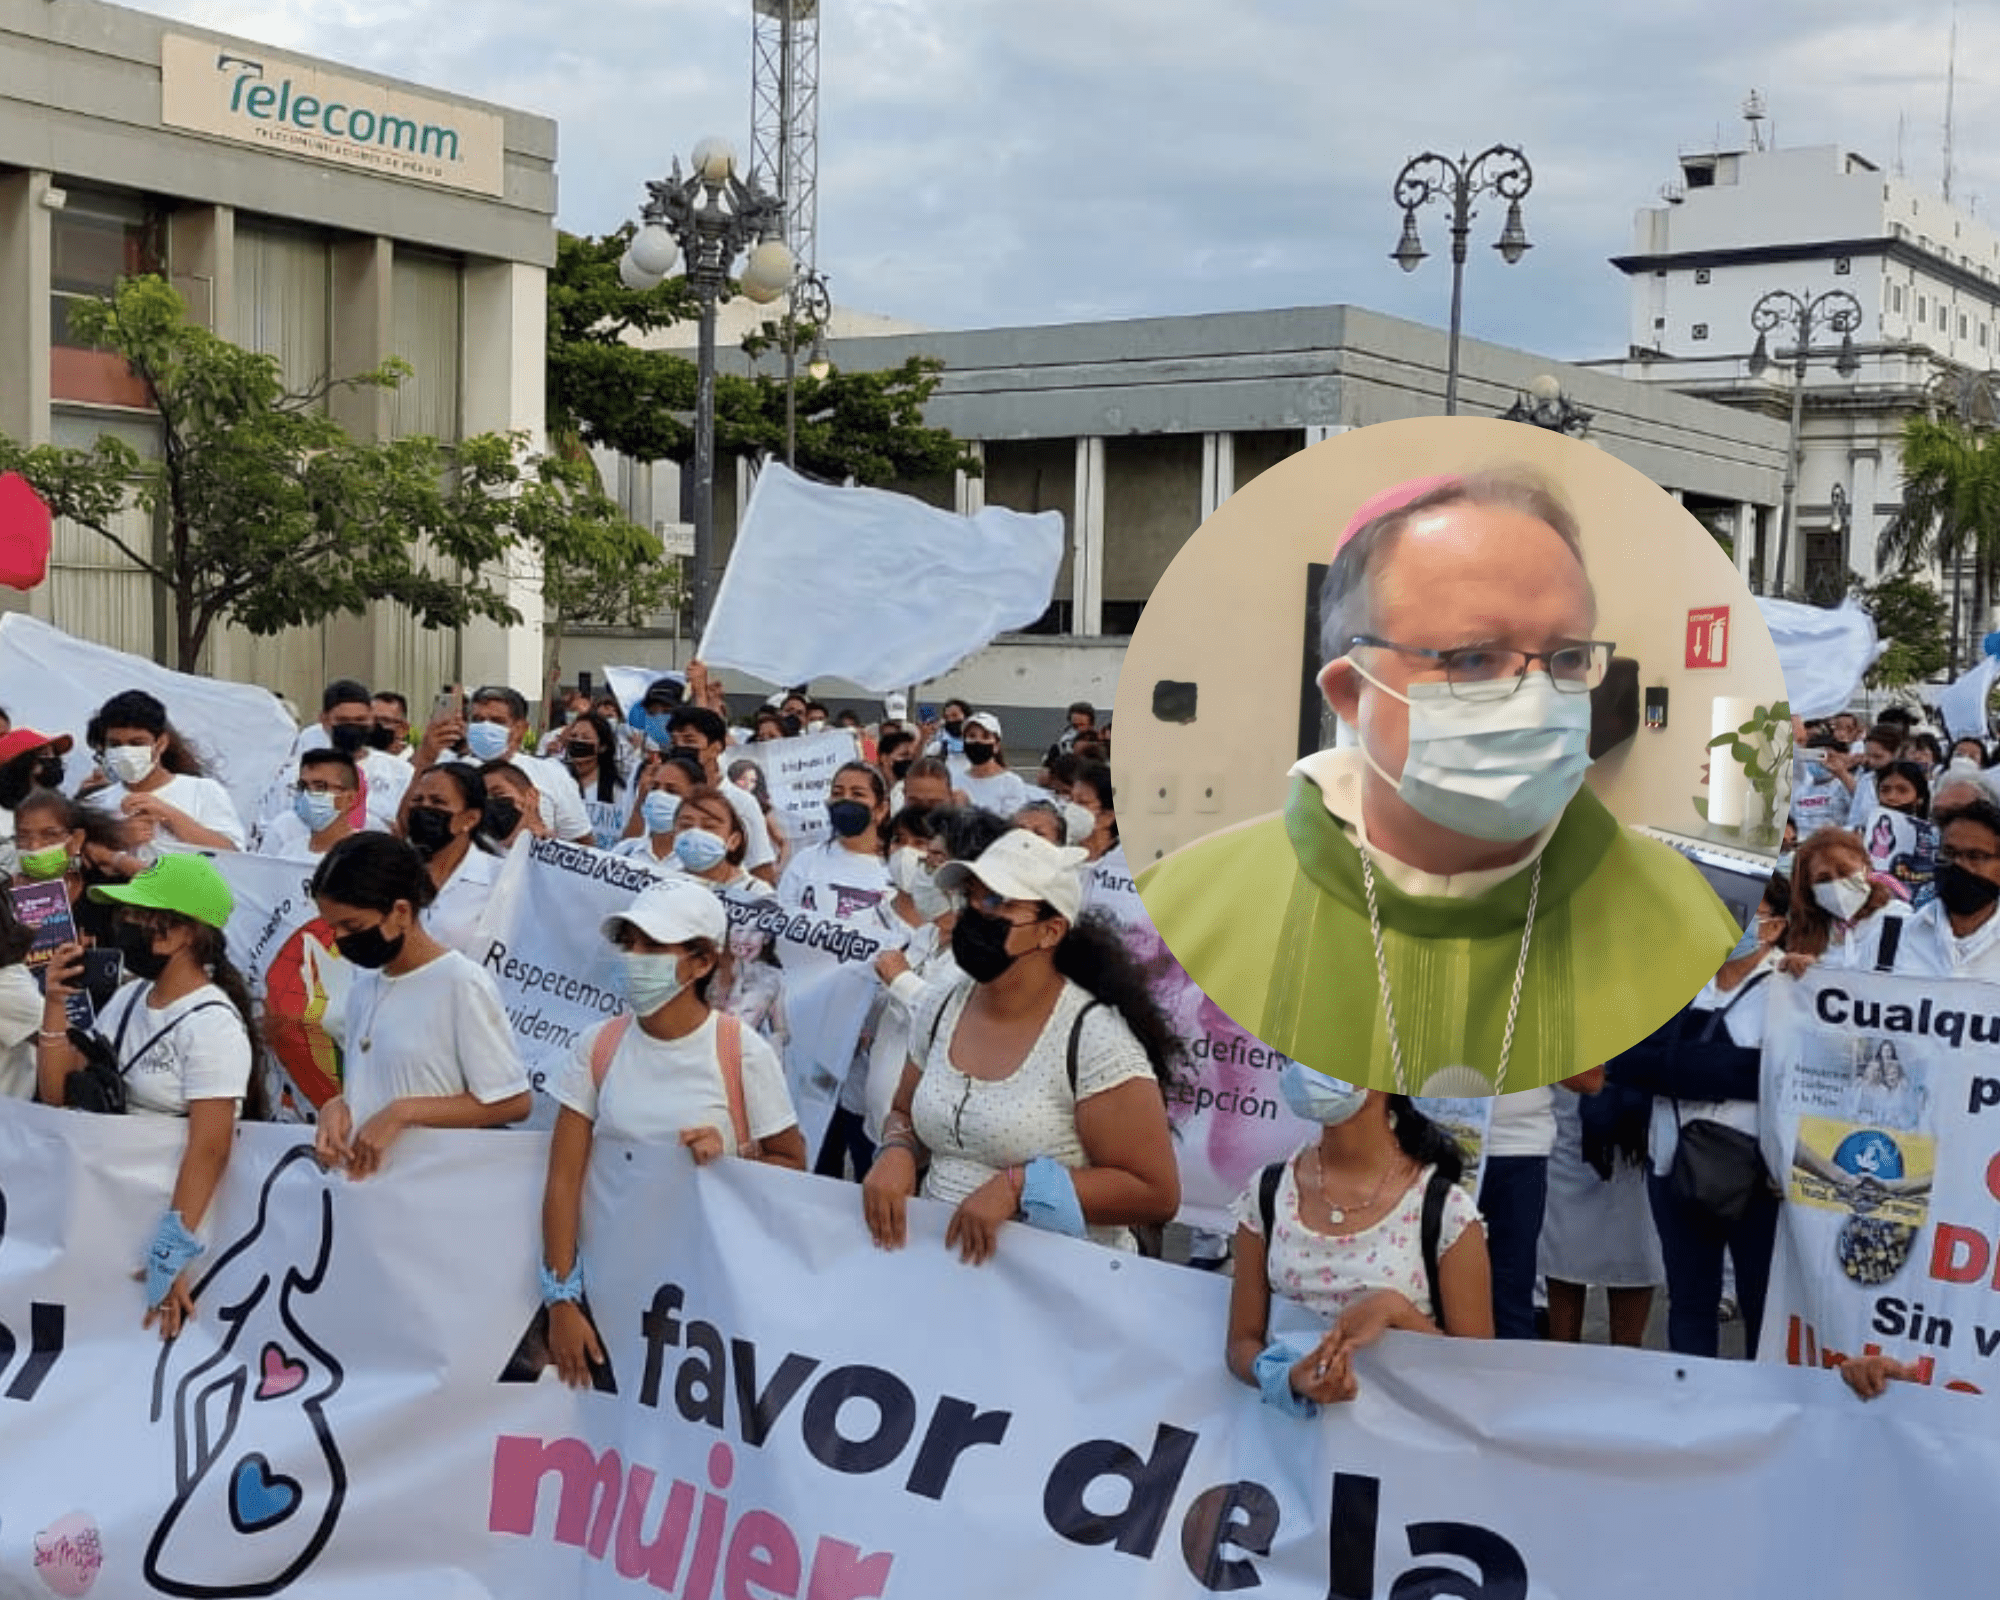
<box><xmin>958</xmin><ymin>768</ymin><xmax>1032</xmax><ymax>817</ymax></box>
<box><xmin>91</xmin><ymin>774</ymin><xmax>247</xmax><ymax>851</ymax></box>
<box><xmin>253</xmin><ymin>728</ymin><xmax>410</xmax><ymax>834</ymax></box>
<box><xmin>254</xmin><ymin>813</ymin><xmax>374</xmax><ymax>861</ymax></box>
<box><xmin>0</xmin><ymin>963</ymin><xmax>43</xmax><ymax>1099</ymax></box>
<box><xmin>512</xmin><ymin>751</ymin><xmax>593</xmax><ymax>844</ymax></box>
<box><xmin>1648</xmin><ymin>958</ymin><xmax>1773</xmax><ymax>1177</ymax></box>
<box><xmin>580</xmin><ymin>785</ymin><xmax>634</xmax><ymax>853</ymax></box>
<box><xmin>554</xmin><ymin>1012</ymin><xmax>796</xmax><ymax>1145</ymax></box>
<box><xmin>1485</xmin><ymin>1088</ymin><xmax>1558</xmax><ymax>1159</ymax></box>
<box><xmin>328</xmin><ymin>950</ymin><xmax>528</xmax><ymax>1127</ymax></box>
<box><xmin>777</xmin><ymin>840</ymin><xmax>892</xmax><ymax>920</ymax></box>
<box><xmin>97</xmin><ymin>980</ymin><xmax>252</xmax><ymax>1116</ymax></box>
<box><xmin>909</xmin><ymin>978</ymin><xmax>1157</xmax><ymax>1251</ymax></box>
<box><xmin>424</xmin><ymin>845</ymin><xmax>502</xmax><ymax>958</ymax></box>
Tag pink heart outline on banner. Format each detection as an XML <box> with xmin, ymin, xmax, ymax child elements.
<box><xmin>256</xmin><ymin>1341</ymin><xmax>308</xmax><ymax>1400</ymax></box>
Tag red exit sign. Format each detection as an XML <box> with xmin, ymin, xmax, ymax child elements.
<box><xmin>1686</xmin><ymin>606</ymin><xmax>1730</xmax><ymax>669</ymax></box>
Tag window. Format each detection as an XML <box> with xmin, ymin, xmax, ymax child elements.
<box><xmin>1892</xmin><ymin>284</ymin><xmax>1904</xmax><ymax>312</ymax></box>
<box><xmin>1961</xmin><ymin>314</ymin><xmax>1969</xmax><ymax>338</ymax></box>
<box><xmin>1653</xmin><ymin>316</ymin><xmax>1667</xmax><ymax>330</ymax></box>
<box><xmin>1694</xmin><ymin>267</ymin><xmax>1711</xmax><ymax>285</ymax></box>
<box><xmin>49</xmin><ymin>188</ymin><xmax>166</xmax><ymax>407</ymax></box>
<box><xmin>1691</xmin><ymin>323</ymin><xmax>1709</xmax><ymax>340</ymax></box>
<box><xmin>1941</xmin><ymin>303</ymin><xmax>1950</xmax><ymax>331</ymax></box>
<box><xmin>1834</xmin><ymin>257</ymin><xmax>1851</xmax><ymax>275</ymax></box>
<box><xmin>1919</xmin><ymin>295</ymin><xmax>1928</xmax><ymax>321</ymax></box>
<box><xmin>1983</xmin><ymin>325</ymin><xmax>1990</xmax><ymax>349</ymax></box>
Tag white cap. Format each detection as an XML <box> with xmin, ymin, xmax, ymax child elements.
<box><xmin>938</xmin><ymin>829</ymin><xmax>1087</xmax><ymax>923</ymax></box>
<box><xmin>884</xmin><ymin>692</ymin><xmax>909</xmax><ymax>720</ymax></box>
<box><xmin>601</xmin><ymin>877</ymin><xmax>728</xmax><ymax>947</ymax></box>
<box><xmin>967</xmin><ymin>711</ymin><xmax>1003</xmax><ymax>738</ymax></box>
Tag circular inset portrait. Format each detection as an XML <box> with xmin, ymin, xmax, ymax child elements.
<box><xmin>1119</xmin><ymin>417</ymin><xmax>1786</xmax><ymax>1096</ymax></box>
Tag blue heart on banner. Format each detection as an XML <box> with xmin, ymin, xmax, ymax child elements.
<box><xmin>228</xmin><ymin>1453</ymin><xmax>302</xmax><ymax>1534</ymax></box>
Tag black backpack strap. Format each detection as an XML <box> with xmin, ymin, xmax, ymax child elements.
<box><xmin>1874</xmin><ymin>916</ymin><xmax>1904</xmax><ymax>973</ymax></box>
<box><xmin>1420</xmin><ymin>1167</ymin><xmax>1453</xmax><ymax>1330</ymax></box>
<box><xmin>1065</xmin><ymin>999</ymin><xmax>1105</xmax><ymax>1095</ymax></box>
<box><xmin>1257</xmin><ymin>1161</ymin><xmax>1284</xmax><ymax>1246</ymax></box>
<box><xmin>117</xmin><ymin>998</ymin><xmax>232</xmax><ymax>1075</ymax></box>
<box><xmin>922</xmin><ymin>982</ymin><xmax>961</xmax><ymax>1066</ymax></box>
<box><xmin>1696</xmin><ymin>968</ymin><xmax>1772</xmax><ymax>1043</ymax></box>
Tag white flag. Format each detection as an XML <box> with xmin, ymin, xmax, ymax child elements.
<box><xmin>697</xmin><ymin>462</ymin><xmax>1064</xmax><ymax>692</ymax></box>
<box><xmin>1937</xmin><ymin>650</ymin><xmax>1999</xmax><ymax>742</ymax></box>
<box><xmin>1755</xmin><ymin>597</ymin><xmax>1882</xmax><ymax>721</ymax></box>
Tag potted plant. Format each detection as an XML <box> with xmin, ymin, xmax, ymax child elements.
<box><xmin>1693</xmin><ymin>699</ymin><xmax>1792</xmax><ymax>848</ymax></box>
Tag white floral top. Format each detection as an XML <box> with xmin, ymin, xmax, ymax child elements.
<box><xmin>1232</xmin><ymin>1151</ymin><xmax>1481</xmax><ymax>1325</ymax></box>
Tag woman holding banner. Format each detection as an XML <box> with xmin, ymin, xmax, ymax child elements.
<box><xmin>309</xmin><ymin>834</ymin><xmax>531</xmax><ymax>1178</ymax></box>
<box><xmin>405</xmin><ymin>766</ymin><xmax>503</xmax><ymax>959</ymax></box>
<box><xmin>1780</xmin><ymin>827</ymin><xmax>1910</xmax><ymax>976</ymax></box>
<box><xmin>862</xmin><ymin>806</ymin><xmax>962</xmax><ymax>1141</ymax></box>
<box><xmin>667</xmin><ymin>785</ymin><xmax>772</xmax><ymax>898</ymax></box>
<box><xmin>861</xmin><ymin>830</ymin><xmax>1181</xmax><ymax>1261</ymax></box>
<box><xmin>1225</xmin><ymin>1071</ymin><xmax>1490</xmax><ymax>1412</ymax></box>
<box><xmin>539</xmin><ymin>878</ymin><xmax>806</xmax><ymax>1388</ymax></box>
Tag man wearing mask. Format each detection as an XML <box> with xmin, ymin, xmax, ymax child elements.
<box><xmin>1855</xmin><ymin>794</ymin><xmax>2000</xmax><ymax>978</ymax></box>
<box><xmin>256</xmin><ymin>680</ymin><xmax>409</xmax><ymax>836</ymax></box>
<box><xmin>666</xmin><ymin>706</ymin><xmax>778</xmax><ymax>886</ymax></box>
<box><xmin>1138</xmin><ymin>469</ymin><xmax>1739</xmax><ymax>1096</ymax></box>
<box><xmin>925</xmin><ymin>699</ymin><xmax>973</xmax><ymax>760</ymax></box>
<box><xmin>371</xmin><ymin>692</ymin><xmax>412</xmax><ymax>761</ymax></box>
<box><xmin>254</xmin><ymin>749</ymin><xmax>364</xmax><ymax>860</ymax></box>
<box><xmin>957</xmin><ymin>713</ymin><xmax>1031</xmax><ymax>816</ymax></box>
<box><xmin>415</xmin><ymin>685</ymin><xmax>593</xmax><ymax>845</ymax></box>
<box><xmin>0</xmin><ymin>728</ymin><xmax>72</xmax><ymax>878</ymax></box>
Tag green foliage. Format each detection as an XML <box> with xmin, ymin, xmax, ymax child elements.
<box><xmin>1694</xmin><ymin>700</ymin><xmax>1792</xmax><ymax>846</ymax></box>
<box><xmin>1878</xmin><ymin>413</ymin><xmax>2000</xmax><ymax>653</ymax></box>
<box><xmin>0</xmin><ymin>276</ymin><xmax>645</xmax><ymax>674</ymax></box>
<box><xmin>547</xmin><ymin>231</ymin><xmax>979</xmax><ymax>488</ymax></box>
<box><xmin>1851</xmin><ymin>572</ymin><xmax>1952</xmax><ymax>690</ymax></box>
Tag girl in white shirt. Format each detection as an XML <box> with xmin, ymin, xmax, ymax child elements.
<box><xmin>403</xmin><ymin>765</ymin><xmax>504</xmax><ymax>958</ymax></box>
<box><xmin>38</xmin><ymin>854</ymin><xmax>258</xmax><ymax>1338</ymax></box>
<box><xmin>540</xmin><ymin>878</ymin><xmax>806</xmax><ymax>1387</ymax></box>
<box><xmin>310</xmin><ymin>833</ymin><xmax>531</xmax><ymax>1178</ymax></box>
<box><xmin>85</xmin><ymin>689</ymin><xmax>246</xmax><ymax>853</ymax></box>
<box><xmin>777</xmin><ymin>762</ymin><xmax>892</xmax><ymax>916</ymax></box>
<box><xmin>665</xmin><ymin>784</ymin><xmax>774</xmax><ymax>898</ymax></box>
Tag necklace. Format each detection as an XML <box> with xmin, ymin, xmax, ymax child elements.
<box><xmin>1309</xmin><ymin>1143</ymin><xmax>1408</xmax><ymax>1226</ymax></box>
<box><xmin>1358</xmin><ymin>851</ymin><xmax>1541</xmax><ymax>1096</ymax></box>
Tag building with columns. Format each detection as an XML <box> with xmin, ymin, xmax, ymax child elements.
<box><xmin>1587</xmin><ymin>131</ymin><xmax>1996</xmax><ymax>636</ymax></box>
<box><xmin>0</xmin><ymin>0</ymin><xmax>555</xmax><ymax>710</ymax></box>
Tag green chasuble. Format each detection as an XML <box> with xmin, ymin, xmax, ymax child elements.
<box><xmin>1135</xmin><ymin>775</ymin><xmax>1742</xmax><ymax>1093</ymax></box>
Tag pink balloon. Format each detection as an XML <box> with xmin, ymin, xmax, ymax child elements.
<box><xmin>0</xmin><ymin>472</ymin><xmax>52</xmax><ymax>591</ymax></box>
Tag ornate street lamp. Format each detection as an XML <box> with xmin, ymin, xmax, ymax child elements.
<box><xmin>620</xmin><ymin>139</ymin><xmax>792</xmax><ymax>629</ymax></box>
<box><xmin>1390</xmin><ymin>145</ymin><xmax>1534</xmax><ymax>415</ymax></box>
<box><xmin>1746</xmin><ymin>288</ymin><xmax>1863</xmax><ymax>598</ymax></box>
<box><xmin>1500</xmin><ymin>373</ymin><xmax>1592</xmax><ymax>436</ymax></box>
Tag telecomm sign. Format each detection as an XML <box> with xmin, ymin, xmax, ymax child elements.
<box><xmin>160</xmin><ymin>34</ymin><xmax>506</xmax><ymax>197</ymax></box>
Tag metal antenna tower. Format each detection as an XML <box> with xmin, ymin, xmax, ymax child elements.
<box><xmin>750</xmin><ymin>0</ymin><xmax>820</xmax><ymax>274</ymax></box>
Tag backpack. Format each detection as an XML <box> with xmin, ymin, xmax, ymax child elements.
<box><xmin>589</xmin><ymin>1010</ymin><xmax>753</xmax><ymax>1156</ymax></box>
<box><xmin>1257</xmin><ymin>1159</ymin><xmax>1455</xmax><ymax>1331</ymax></box>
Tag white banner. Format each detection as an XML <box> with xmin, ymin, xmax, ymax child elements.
<box><xmin>698</xmin><ymin>464</ymin><xmax>1064</xmax><ymax>693</ymax></box>
<box><xmin>0</xmin><ymin>614</ymin><xmax>297</xmax><ymax>819</ymax></box>
<box><xmin>0</xmin><ymin>1101</ymin><xmax>1993</xmax><ymax>1597</ymax></box>
<box><xmin>1760</xmin><ymin>968</ymin><xmax>2000</xmax><ymax>1398</ymax></box>
<box><xmin>730</xmin><ymin>729</ymin><xmax>861</xmax><ymax>853</ymax></box>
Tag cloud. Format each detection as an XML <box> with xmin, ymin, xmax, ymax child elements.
<box><xmin>117</xmin><ymin>0</ymin><xmax>1992</xmax><ymax>362</ymax></box>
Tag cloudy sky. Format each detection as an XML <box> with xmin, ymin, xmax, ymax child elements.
<box><xmin>129</xmin><ymin>0</ymin><xmax>1991</xmax><ymax>360</ymax></box>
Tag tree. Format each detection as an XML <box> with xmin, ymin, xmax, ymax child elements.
<box><xmin>547</xmin><ymin>230</ymin><xmax>979</xmax><ymax>490</ymax></box>
<box><xmin>1852</xmin><ymin>573</ymin><xmax>1952</xmax><ymax>691</ymax></box>
<box><xmin>1877</xmin><ymin>412</ymin><xmax>2000</xmax><ymax>665</ymax></box>
<box><xmin>0</xmin><ymin>276</ymin><xmax>614</xmax><ymax>673</ymax></box>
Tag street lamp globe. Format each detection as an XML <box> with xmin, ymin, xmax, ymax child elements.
<box><xmin>1391</xmin><ymin>209</ymin><xmax>1427</xmax><ymax>273</ymax></box>
<box><xmin>628</xmin><ymin>223</ymin><xmax>680</xmax><ymax>278</ymax></box>
<box><xmin>807</xmin><ymin>330</ymin><xmax>832</xmax><ymax>382</ymax></box>
<box><xmin>618</xmin><ymin>252</ymin><xmax>666</xmax><ymax>291</ymax></box>
<box><xmin>1527</xmin><ymin>373</ymin><xmax>1563</xmax><ymax>403</ymax></box>
<box><xmin>739</xmin><ymin>239</ymin><xmax>797</xmax><ymax>304</ymax></box>
<box><xmin>1747</xmin><ymin>332</ymin><xmax>1769</xmax><ymax>378</ymax></box>
<box><xmin>1494</xmin><ymin>200</ymin><xmax>1531</xmax><ymax>264</ymax></box>
<box><xmin>692</xmin><ymin>137</ymin><xmax>738</xmax><ymax>185</ymax></box>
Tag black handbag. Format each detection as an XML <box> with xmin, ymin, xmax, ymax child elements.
<box><xmin>1665</xmin><ymin>971</ymin><xmax>1771</xmax><ymax>1228</ymax></box>
<box><xmin>61</xmin><ymin>1024</ymin><xmax>128</xmax><ymax>1114</ymax></box>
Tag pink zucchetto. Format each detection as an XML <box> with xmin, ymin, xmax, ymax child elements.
<box><xmin>1335</xmin><ymin>474</ymin><xmax>1464</xmax><ymax>554</ymax></box>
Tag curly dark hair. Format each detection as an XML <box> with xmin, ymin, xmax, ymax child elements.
<box><xmin>1050</xmin><ymin>911</ymin><xmax>1183</xmax><ymax>1092</ymax></box>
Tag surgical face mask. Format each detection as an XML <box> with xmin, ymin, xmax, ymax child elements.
<box><xmin>641</xmin><ymin>790</ymin><xmax>682</xmax><ymax>834</ymax></box>
<box><xmin>1775</xmin><ymin>850</ymin><xmax>1796</xmax><ymax>880</ymax></box>
<box><xmin>806</xmin><ymin>718</ymin><xmax>826</xmax><ymax>735</ymax></box>
<box><xmin>294</xmin><ymin>789</ymin><xmax>343</xmax><ymax>832</ymax></box>
<box><xmin>106</xmin><ymin>744</ymin><xmax>157</xmax><ymax>786</ymax></box>
<box><xmin>827</xmin><ymin>799</ymin><xmax>874</xmax><ymax>839</ymax></box>
<box><xmin>1349</xmin><ymin>661</ymin><xmax>1594</xmax><ymax>843</ymax></box>
<box><xmin>952</xmin><ymin>905</ymin><xmax>1025</xmax><ymax>984</ymax></box>
<box><xmin>673</xmin><ymin>829</ymin><xmax>730</xmax><ymax>873</ymax></box>
<box><xmin>1278</xmin><ymin>1062</ymin><xmax>1370</xmax><ymax>1126</ymax></box>
<box><xmin>962</xmin><ymin>741</ymin><xmax>998</xmax><ymax>767</ymax></box>
<box><xmin>1935</xmin><ymin>863</ymin><xmax>2000</xmax><ymax>918</ymax></box>
<box><xmin>327</xmin><ymin>722</ymin><xmax>370</xmax><ymax>756</ymax></box>
<box><xmin>888</xmin><ymin>846</ymin><xmax>927</xmax><ymax>896</ymax></box>
<box><xmin>622</xmin><ymin>951</ymin><xmax>688</xmax><ymax>1015</ymax></box>
<box><xmin>483</xmin><ymin>797</ymin><xmax>523</xmax><ymax>838</ymax></box>
<box><xmin>1805</xmin><ymin>761</ymin><xmax>1832</xmax><ymax>785</ymax></box>
<box><xmin>404</xmin><ymin>806</ymin><xmax>458</xmax><ymax>859</ymax></box>
<box><xmin>16</xmin><ymin>843</ymin><xmax>69</xmax><ymax>881</ymax></box>
<box><xmin>1813</xmin><ymin>871</ymin><xmax>1871</xmax><ymax>923</ymax></box>
<box><xmin>335</xmin><ymin>919</ymin><xmax>404</xmax><ymax>970</ymax></box>
<box><xmin>1726</xmin><ymin>920</ymin><xmax>1764</xmax><ymax>963</ymax></box>
<box><xmin>464</xmin><ymin>719</ymin><xmax>512</xmax><ymax>762</ymax></box>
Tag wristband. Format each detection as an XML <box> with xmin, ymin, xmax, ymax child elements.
<box><xmin>539</xmin><ymin>1258</ymin><xmax>585</xmax><ymax>1305</ymax></box>
<box><xmin>1018</xmin><ymin>1156</ymin><xmax>1088</xmax><ymax>1239</ymax></box>
<box><xmin>1252</xmin><ymin>1339</ymin><xmax>1319</xmax><ymax>1418</ymax></box>
<box><xmin>145</xmin><ymin>1210</ymin><xmax>205</xmax><ymax>1308</ymax></box>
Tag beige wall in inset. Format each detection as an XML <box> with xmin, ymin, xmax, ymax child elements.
<box><xmin>1113</xmin><ymin>417</ymin><xmax>1785</xmax><ymax>868</ymax></box>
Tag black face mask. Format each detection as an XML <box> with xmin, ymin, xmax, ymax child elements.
<box><xmin>943</xmin><ymin>720</ymin><xmax>965</xmax><ymax>739</ymax></box>
<box><xmin>827</xmin><ymin>799</ymin><xmax>874</xmax><ymax>839</ymax></box>
<box><xmin>366</xmin><ymin>723</ymin><xmax>398</xmax><ymax>751</ymax></box>
<box><xmin>890</xmin><ymin>758</ymin><xmax>913</xmax><ymax>781</ymax></box>
<box><xmin>963</xmin><ymin>741</ymin><xmax>997</xmax><ymax>767</ymax></box>
<box><xmin>113</xmin><ymin>920</ymin><xmax>171</xmax><ymax>982</ymax></box>
<box><xmin>335</xmin><ymin>921</ymin><xmax>405</xmax><ymax>970</ymax></box>
<box><xmin>1935</xmin><ymin>863</ymin><xmax>2000</xmax><ymax>918</ymax></box>
<box><xmin>405</xmin><ymin>806</ymin><xmax>459</xmax><ymax>859</ymax></box>
<box><xmin>0</xmin><ymin>763</ymin><xmax>33</xmax><ymax>811</ymax></box>
<box><xmin>483</xmin><ymin>798</ymin><xmax>523</xmax><ymax>839</ymax></box>
<box><xmin>952</xmin><ymin>905</ymin><xmax>1027</xmax><ymax>984</ymax></box>
<box><xmin>33</xmin><ymin>756</ymin><xmax>64</xmax><ymax>792</ymax></box>
<box><xmin>328</xmin><ymin>722</ymin><xmax>371</xmax><ymax>756</ymax></box>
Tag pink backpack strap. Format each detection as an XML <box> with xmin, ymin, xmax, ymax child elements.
<box><xmin>716</xmin><ymin>1012</ymin><xmax>753</xmax><ymax>1156</ymax></box>
<box><xmin>589</xmin><ymin>1013</ymin><xmax>636</xmax><ymax>1088</ymax></box>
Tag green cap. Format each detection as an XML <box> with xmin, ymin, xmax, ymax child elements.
<box><xmin>89</xmin><ymin>853</ymin><xmax>234</xmax><ymax>930</ymax></box>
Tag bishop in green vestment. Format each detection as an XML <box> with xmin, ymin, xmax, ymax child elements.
<box><xmin>1136</xmin><ymin>468</ymin><xmax>1742</xmax><ymax>1095</ymax></box>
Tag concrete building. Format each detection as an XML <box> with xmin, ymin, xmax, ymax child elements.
<box><xmin>1586</xmin><ymin>129</ymin><xmax>1994</xmax><ymax>629</ymax></box>
<box><xmin>0</xmin><ymin>0</ymin><xmax>556</xmax><ymax>710</ymax></box>
<box><xmin>583</xmin><ymin>303</ymin><xmax>1788</xmax><ymax>752</ymax></box>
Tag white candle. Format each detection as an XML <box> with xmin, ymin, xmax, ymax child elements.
<box><xmin>1708</xmin><ymin>697</ymin><xmax>1757</xmax><ymax>829</ymax></box>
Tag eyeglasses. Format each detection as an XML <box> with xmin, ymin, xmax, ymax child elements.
<box><xmin>966</xmin><ymin>889</ymin><xmax>1046</xmax><ymax>922</ymax></box>
<box><xmin>295</xmin><ymin>781</ymin><xmax>354</xmax><ymax>797</ymax></box>
<box><xmin>1349</xmin><ymin>636</ymin><xmax>1616</xmax><ymax>702</ymax></box>
<box><xmin>1939</xmin><ymin>845</ymin><xmax>2000</xmax><ymax>869</ymax></box>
